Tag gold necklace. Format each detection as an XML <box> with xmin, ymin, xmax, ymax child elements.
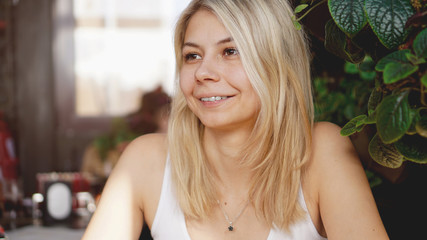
<box><xmin>217</xmin><ymin>199</ymin><xmax>250</xmax><ymax>231</ymax></box>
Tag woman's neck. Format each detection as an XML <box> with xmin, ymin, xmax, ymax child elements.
<box><xmin>202</xmin><ymin>127</ymin><xmax>254</xmax><ymax>197</ymax></box>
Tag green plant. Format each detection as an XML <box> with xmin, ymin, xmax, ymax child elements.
<box><xmin>93</xmin><ymin>118</ymin><xmax>138</xmax><ymax>161</ymax></box>
<box><xmin>313</xmin><ymin>56</ymin><xmax>383</xmax><ymax>188</ymax></box>
<box><xmin>314</xmin><ymin>58</ymin><xmax>375</xmax><ymax>125</ymax></box>
<box><xmin>296</xmin><ymin>0</ymin><xmax>427</xmax><ymax>169</ymax></box>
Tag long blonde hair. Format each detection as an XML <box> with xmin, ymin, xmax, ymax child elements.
<box><xmin>168</xmin><ymin>0</ymin><xmax>314</xmax><ymax>231</ymax></box>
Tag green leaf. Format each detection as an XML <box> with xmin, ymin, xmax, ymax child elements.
<box><xmin>340</xmin><ymin>114</ymin><xmax>367</xmax><ymax>136</ymax></box>
<box><xmin>359</xmin><ymin>56</ymin><xmax>375</xmax><ymax>72</ymax></box>
<box><xmin>421</xmin><ymin>73</ymin><xmax>427</xmax><ymax>88</ymax></box>
<box><xmin>359</xmin><ymin>57</ymin><xmax>376</xmax><ymax>80</ymax></box>
<box><xmin>376</xmin><ymin>91</ymin><xmax>412</xmax><ymax>143</ymax></box>
<box><xmin>355</xmin><ymin>115</ymin><xmax>367</xmax><ymax>127</ymax></box>
<box><xmin>376</xmin><ymin>49</ymin><xmax>411</xmax><ymax>71</ymax></box>
<box><xmin>328</xmin><ymin>0</ymin><xmax>367</xmax><ymax>36</ymax></box>
<box><xmin>407</xmin><ymin>109</ymin><xmax>419</xmax><ymax>135</ymax></box>
<box><xmin>368</xmin><ymin>87</ymin><xmax>383</xmax><ymax>114</ymax></box>
<box><xmin>405</xmin><ymin>52</ymin><xmax>426</xmax><ymax>65</ymax></box>
<box><xmin>324</xmin><ymin>19</ymin><xmax>365</xmax><ymax>63</ymax></box>
<box><xmin>416</xmin><ymin>114</ymin><xmax>427</xmax><ymax>137</ymax></box>
<box><xmin>344</xmin><ymin>62</ymin><xmax>359</xmax><ymax>74</ymax></box>
<box><xmin>365</xmin><ymin>0</ymin><xmax>415</xmax><ymax>49</ymax></box>
<box><xmin>295</xmin><ymin>4</ymin><xmax>309</xmax><ymax>14</ymax></box>
<box><xmin>369</xmin><ymin>134</ymin><xmax>404</xmax><ymax>168</ymax></box>
<box><xmin>292</xmin><ymin>16</ymin><xmax>302</xmax><ymax>30</ymax></box>
<box><xmin>365</xmin><ymin>169</ymin><xmax>383</xmax><ymax>188</ymax></box>
<box><xmin>413</xmin><ymin>28</ymin><xmax>427</xmax><ymax>58</ymax></box>
<box><xmin>395</xmin><ymin>134</ymin><xmax>427</xmax><ymax>163</ymax></box>
<box><xmin>366</xmin><ymin>111</ymin><xmax>377</xmax><ymax>124</ymax></box>
<box><xmin>383</xmin><ymin>62</ymin><xmax>418</xmax><ymax>84</ymax></box>
<box><xmin>293</xmin><ymin>20</ymin><xmax>302</xmax><ymax>30</ymax></box>
<box><xmin>360</xmin><ymin>71</ymin><xmax>377</xmax><ymax>81</ymax></box>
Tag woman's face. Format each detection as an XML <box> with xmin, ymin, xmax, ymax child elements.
<box><xmin>180</xmin><ymin>9</ymin><xmax>260</xmax><ymax>131</ymax></box>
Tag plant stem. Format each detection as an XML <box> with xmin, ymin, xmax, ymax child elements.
<box><xmin>296</xmin><ymin>0</ymin><xmax>327</xmax><ymax>22</ymax></box>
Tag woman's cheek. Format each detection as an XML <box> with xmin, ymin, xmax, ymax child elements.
<box><xmin>179</xmin><ymin>73</ymin><xmax>191</xmax><ymax>95</ymax></box>
<box><xmin>180</xmin><ymin>65</ymin><xmax>194</xmax><ymax>84</ymax></box>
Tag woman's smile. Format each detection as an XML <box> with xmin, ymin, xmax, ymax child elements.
<box><xmin>200</xmin><ymin>96</ymin><xmax>228</xmax><ymax>102</ymax></box>
<box><xmin>198</xmin><ymin>95</ymin><xmax>234</xmax><ymax>108</ymax></box>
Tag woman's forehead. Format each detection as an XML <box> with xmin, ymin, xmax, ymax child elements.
<box><xmin>183</xmin><ymin>9</ymin><xmax>231</xmax><ymax>45</ymax></box>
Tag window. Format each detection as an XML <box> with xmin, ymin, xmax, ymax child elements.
<box><xmin>73</xmin><ymin>0</ymin><xmax>190</xmax><ymax>116</ymax></box>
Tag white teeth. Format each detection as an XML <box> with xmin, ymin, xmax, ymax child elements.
<box><xmin>200</xmin><ymin>96</ymin><xmax>228</xmax><ymax>102</ymax></box>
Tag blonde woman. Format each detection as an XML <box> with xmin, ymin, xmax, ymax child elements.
<box><xmin>83</xmin><ymin>0</ymin><xmax>389</xmax><ymax>239</ymax></box>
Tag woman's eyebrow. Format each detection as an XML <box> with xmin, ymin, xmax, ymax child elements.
<box><xmin>182</xmin><ymin>42</ymin><xmax>199</xmax><ymax>48</ymax></box>
<box><xmin>182</xmin><ymin>37</ymin><xmax>234</xmax><ymax>49</ymax></box>
<box><xmin>216</xmin><ymin>37</ymin><xmax>233</xmax><ymax>45</ymax></box>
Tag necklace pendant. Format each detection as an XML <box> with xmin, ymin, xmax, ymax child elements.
<box><xmin>218</xmin><ymin>198</ymin><xmax>250</xmax><ymax>233</ymax></box>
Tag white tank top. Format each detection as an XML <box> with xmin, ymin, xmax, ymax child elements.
<box><xmin>150</xmin><ymin>157</ymin><xmax>327</xmax><ymax>240</ymax></box>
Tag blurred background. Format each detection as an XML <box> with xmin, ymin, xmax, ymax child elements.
<box><xmin>0</xmin><ymin>0</ymin><xmax>190</xmax><ymax>239</ymax></box>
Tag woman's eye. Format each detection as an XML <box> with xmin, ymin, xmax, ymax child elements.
<box><xmin>224</xmin><ymin>48</ymin><xmax>239</xmax><ymax>56</ymax></box>
<box><xmin>184</xmin><ymin>53</ymin><xmax>201</xmax><ymax>62</ymax></box>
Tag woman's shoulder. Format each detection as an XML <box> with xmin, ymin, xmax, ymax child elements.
<box><xmin>311</xmin><ymin>121</ymin><xmax>355</xmax><ymax>157</ymax></box>
<box><xmin>306</xmin><ymin>125</ymin><xmax>388</xmax><ymax>238</ymax></box>
<box><xmin>110</xmin><ymin>133</ymin><xmax>168</xmax><ymax>193</ymax></box>
<box><xmin>112</xmin><ymin>133</ymin><xmax>169</xmax><ymax>219</ymax></box>
<box><xmin>126</xmin><ymin>133</ymin><xmax>168</xmax><ymax>155</ymax></box>
<box><xmin>303</xmin><ymin>121</ymin><xmax>360</xmax><ymax>201</ymax></box>
<box><xmin>82</xmin><ymin>133</ymin><xmax>169</xmax><ymax>239</ymax></box>
<box><xmin>121</xmin><ymin>133</ymin><xmax>167</xmax><ymax>162</ymax></box>
<box><xmin>306</xmin><ymin>120</ymin><xmax>370</xmax><ymax>205</ymax></box>
<box><xmin>117</xmin><ymin>133</ymin><xmax>168</xmax><ymax>182</ymax></box>
<box><xmin>309</xmin><ymin>121</ymin><xmax>358</xmax><ymax>170</ymax></box>
<box><xmin>119</xmin><ymin>133</ymin><xmax>168</xmax><ymax>223</ymax></box>
<box><xmin>312</xmin><ymin>121</ymin><xmax>342</xmax><ymax>141</ymax></box>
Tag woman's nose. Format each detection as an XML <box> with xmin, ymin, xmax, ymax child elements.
<box><xmin>195</xmin><ymin>56</ymin><xmax>220</xmax><ymax>82</ymax></box>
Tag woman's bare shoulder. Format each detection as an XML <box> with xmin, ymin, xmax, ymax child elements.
<box><xmin>302</xmin><ymin>122</ymin><xmax>350</xmax><ymax>235</ymax></box>
<box><xmin>124</xmin><ymin>133</ymin><xmax>168</xmax><ymax>158</ymax></box>
<box><xmin>312</xmin><ymin>121</ymin><xmax>343</xmax><ymax>143</ymax></box>
<box><xmin>82</xmin><ymin>134</ymin><xmax>168</xmax><ymax>239</ymax></box>
<box><xmin>121</xmin><ymin>133</ymin><xmax>168</xmax><ymax>167</ymax></box>
<box><xmin>302</xmin><ymin>121</ymin><xmax>358</xmax><ymax>221</ymax></box>
<box><xmin>116</xmin><ymin>133</ymin><xmax>168</xmax><ymax>191</ymax></box>
<box><xmin>311</xmin><ymin>121</ymin><xmax>355</xmax><ymax>159</ymax></box>
<box><xmin>307</xmin><ymin>122</ymin><xmax>388</xmax><ymax>239</ymax></box>
<box><xmin>308</xmin><ymin>121</ymin><xmax>359</xmax><ymax>177</ymax></box>
<box><xmin>102</xmin><ymin>133</ymin><xmax>168</xmax><ymax>196</ymax></box>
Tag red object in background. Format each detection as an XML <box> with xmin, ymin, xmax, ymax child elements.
<box><xmin>0</xmin><ymin>112</ymin><xmax>19</xmax><ymax>180</ymax></box>
<box><xmin>72</xmin><ymin>173</ymin><xmax>90</xmax><ymax>193</ymax></box>
<box><xmin>0</xmin><ymin>224</ymin><xmax>6</xmax><ymax>238</ymax></box>
<box><xmin>0</xmin><ymin>20</ymin><xmax>6</xmax><ymax>30</ymax></box>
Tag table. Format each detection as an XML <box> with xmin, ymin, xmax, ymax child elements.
<box><xmin>5</xmin><ymin>225</ymin><xmax>85</xmax><ymax>240</ymax></box>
